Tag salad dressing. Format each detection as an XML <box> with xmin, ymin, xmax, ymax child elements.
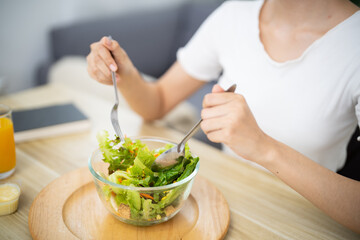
<box><xmin>0</xmin><ymin>183</ymin><xmax>20</xmax><ymax>216</ymax></box>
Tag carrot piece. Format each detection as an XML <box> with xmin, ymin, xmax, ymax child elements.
<box><xmin>140</xmin><ymin>193</ymin><xmax>154</xmax><ymax>200</ymax></box>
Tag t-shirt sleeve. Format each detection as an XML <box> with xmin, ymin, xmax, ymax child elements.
<box><xmin>176</xmin><ymin>3</ymin><xmax>229</xmax><ymax>81</ymax></box>
<box><xmin>355</xmin><ymin>92</ymin><xmax>360</xmax><ymax>128</ymax></box>
<box><xmin>352</xmin><ymin>68</ymin><xmax>360</xmax><ymax>129</ymax></box>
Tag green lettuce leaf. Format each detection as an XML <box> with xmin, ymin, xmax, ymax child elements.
<box><xmin>156</xmin><ymin>143</ymin><xmax>174</xmax><ymax>154</ymax></box>
<box><xmin>177</xmin><ymin>157</ymin><xmax>199</xmax><ymax>181</ymax></box>
<box><xmin>126</xmin><ymin>187</ymin><xmax>141</xmax><ymax>211</ymax></box>
<box><xmin>97</xmin><ymin>131</ymin><xmax>200</xmax><ymax>221</ymax></box>
<box><xmin>96</xmin><ymin>130</ymin><xmax>136</xmax><ymax>173</ymax></box>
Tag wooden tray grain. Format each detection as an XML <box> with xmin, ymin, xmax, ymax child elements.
<box><xmin>29</xmin><ymin>167</ymin><xmax>230</xmax><ymax>240</ymax></box>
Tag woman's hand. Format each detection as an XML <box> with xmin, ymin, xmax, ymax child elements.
<box><xmin>86</xmin><ymin>37</ymin><xmax>205</xmax><ymax>121</ymax></box>
<box><xmin>87</xmin><ymin>36</ymin><xmax>136</xmax><ymax>85</ymax></box>
<box><xmin>201</xmin><ymin>84</ymin><xmax>271</xmax><ymax>163</ymax></box>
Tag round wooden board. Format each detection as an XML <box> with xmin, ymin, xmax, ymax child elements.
<box><xmin>29</xmin><ymin>167</ymin><xmax>230</xmax><ymax>240</ymax></box>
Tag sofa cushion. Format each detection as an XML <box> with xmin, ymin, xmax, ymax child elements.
<box><xmin>50</xmin><ymin>6</ymin><xmax>181</xmax><ymax>78</ymax></box>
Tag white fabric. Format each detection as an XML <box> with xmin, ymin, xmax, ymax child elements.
<box><xmin>177</xmin><ymin>0</ymin><xmax>360</xmax><ymax>172</ymax></box>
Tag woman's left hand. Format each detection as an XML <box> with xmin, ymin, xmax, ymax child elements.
<box><xmin>201</xmin><ymin>84</ymin><xmax>271</xmax><ymax>163</ymax></box>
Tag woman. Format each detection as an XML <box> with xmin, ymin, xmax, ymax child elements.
<box><xmin>87</xmin><ymin>0</ymin><xmax>360</xmax><ymax>233</ymax></box>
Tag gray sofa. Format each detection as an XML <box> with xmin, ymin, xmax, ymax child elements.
<box><xmin>37</xmin><ymin>2</ymin><xmax>359</xmax><ymax>180</ymax></box>
<box><xmin>37</xmin><ymin>2</ymin><xmax>220</xmax><ymax>84</ymax></box>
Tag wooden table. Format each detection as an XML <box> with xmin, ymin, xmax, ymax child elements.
<box><xmin>0</xmin><ymin>83</ymin><xmax>359</xmax><ymax>240</ymax></box>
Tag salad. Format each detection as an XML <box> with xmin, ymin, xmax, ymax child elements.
<box><xmin>96</xmin><ymin>130</ymin><xmax>199</xmax><ymax>222</ymax></box>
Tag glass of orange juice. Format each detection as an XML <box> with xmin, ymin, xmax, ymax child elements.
<box><xmin>0</xmin><ymin>104</ymin><xmax>16</xmax><ymax>179</ymax></box>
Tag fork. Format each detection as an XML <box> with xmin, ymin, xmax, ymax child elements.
<box><xmin>151</xmin><ymin>84</ymin><xmax>237</xmax><ymax>171</ymax></box>
<box><xmin>108</xmin><ymin>36</ymin><xmax>125</xmax><ymax>142</ymax></box>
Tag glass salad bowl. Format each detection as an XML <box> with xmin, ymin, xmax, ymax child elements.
<box><xmin>88</xmin><ymin>136</ymin><xmax>200</xmax><ymax>226</ymax></box>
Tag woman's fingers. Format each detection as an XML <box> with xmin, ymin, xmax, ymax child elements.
<box><xmin>101</xmin><ymin>36</ymin><xmax>113</xmax><ymax>50</ymax></box>
<box><xmin>202</xmin><ymin>92</ymin><xmax>234</xmax><ymax>108</ymax></box>
<box><xmin>201</xmin><ymin>116</ymin><xmax>225</xmax><ymax>135</ymax></box>
<box><xmin>87</xmin><ymin>39</ymin><xmax>119</xmax><ymax>84</ymax></box>
<box><xmin>201</xmin><ymin>103</ymin><xmax>230</xmax><ymax>119</ymax></box>
<box><xmin>101</xmin><ymin>36</ymin><xmax>128</xmax><ymax>68</ymax></box>
<box><xmin>95</xmin><ymin>56</ymin><xmax>112</xmax><ymax>84</ymax></box>
<box><xmin>96</xmin><ymin>43</ymin><xmax>117</xmax><ymax>72</ymax></box>
<box><xmin>87</xmin><ymin>36</ymin><xmax>135</xmax><ymax>86</ymax></box>
<box><xmin>201</xmin><ymin>116</ymin><xmax>233</xmax><ymax>144</ymax></box>
<box><xmin>87</xmin><ymin>53</ymin><xmax>113</xmax><ymax>85</ymax></box>
<box><xmin>90</xmin><ymin>41</ymin><xmax>117</xmax><ymax>72</ymax></box>
<box><xmin>86</xmin><ymin>53</ymin><xmax>97</xmax><ymax>79</ymax></box>
<box><xmin>92</xmin><ymin>64</ymin><xmax>111</xmax><ymax>85</ymax></box>
<box><xmin>211</xmin><ymin>84</ymin><xmax>225</xmax><ymax>93</ymax></box>
<box><xmin>205</xmin><ymin>129</ymin><xmax>224</xmax><ymax>143</ymax></box>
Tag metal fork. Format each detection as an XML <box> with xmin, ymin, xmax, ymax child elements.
<box><xmin>151</xmin><ymin>84</ymin><xmax>237</xmax><ymax>171</ymax></box>
<box><xmin>108</xmin><ymin>36</ymin><xmax>125</xmax><ymax>142</ymax></box>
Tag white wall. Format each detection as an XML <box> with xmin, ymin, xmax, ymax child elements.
<box><xmin>0</xmin><ymin>0</ymin><xmax>206</xmax><ymax>95</ymax></box>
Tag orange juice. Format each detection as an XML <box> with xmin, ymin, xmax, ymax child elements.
<box><xmin>0</xmin><ymin>118</ymin><xmax>16</xmax><ymax>174</ymax></box>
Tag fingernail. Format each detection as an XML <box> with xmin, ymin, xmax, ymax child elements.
<box><xmin>106</xmin><ymin>37</ymin><xmax>112</xmax><ymax>46</ymax></box>
<box><xmin>109</xmin><ymin>64</ymin><xmax>116</xmax><ymax>72</ymax></box>
<box><xmin>116</xmin><ymin>75</ymin><xmax>120</xmax><ymax>82</ymax></box>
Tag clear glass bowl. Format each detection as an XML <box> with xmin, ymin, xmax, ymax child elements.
<box><xmin>88</xmin><ymin>137</ymin><xmax>200</xmax><ymax>226</ymax></box>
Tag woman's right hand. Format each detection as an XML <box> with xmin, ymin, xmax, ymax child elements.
<box><xmin>87</xmin><ymin>36</ymin><xmax>136</xmax><ymax>85</ymax></box>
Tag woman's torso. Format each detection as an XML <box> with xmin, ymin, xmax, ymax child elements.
<box><xmin>214</xmin><ymin>1</ymin><xmax>360</xmax><ymax>171</ymax></box>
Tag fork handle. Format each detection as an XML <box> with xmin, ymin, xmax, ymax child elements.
<box><xmin>111</xmin><ymin>71</ymin><xmax>120</xmax><ymax>104</ymax></box>
<box><xmin>177</xmin><ymin>119</ymin><xmax>202</xmax><ymax>153</ymax></box>
<box><xmin>108</xmin><ymin>35</ymin><xmax>124</xmax><ymax>142</ymax></box>
<box><xmin>108</xmin><ymin>36</ymin><xmax>119</xmax><ymax>100</ymax></box>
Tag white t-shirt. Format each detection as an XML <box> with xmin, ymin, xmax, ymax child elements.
<box><xmin>177</xmin><ymin>0</ymin><xmax>360</xmax><ymax>172</ymax></box>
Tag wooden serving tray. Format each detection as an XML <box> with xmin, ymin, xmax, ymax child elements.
<box><xmin>29</xmin><ymin>167</ymin><xmax>230</xmax><ymax>240</ymax></box>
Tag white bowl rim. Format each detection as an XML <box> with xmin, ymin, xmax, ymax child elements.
<box><xmin>88</xmin><ymin>136</ymin><xmax>200</xmax><ymax>191</ymax></box>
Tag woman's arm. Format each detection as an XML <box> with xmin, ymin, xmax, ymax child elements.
<box><xmin>201</xmin><ymin>85</ymin><xmax>360</xmax><ymax>233</ymax></box>
<box><xmin>87</xmin><ymin>36</ymin><xmax>205</xmax><ymax>120</ymax></box>
<box><xmin>264</xmin><ymin>136</ymin><xmax>360</xmax><ymax>233</ymax></box>
<box><xmin>117</xmin><ymin>61</ymin><xmax>205</xmax><ymax>121</ymax></box>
